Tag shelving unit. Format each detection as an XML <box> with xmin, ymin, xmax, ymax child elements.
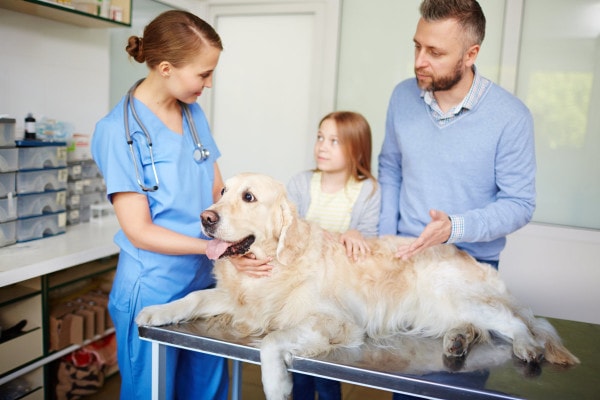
<box><xmin>0</xmin><ymin>0</ymin><xmax>132</xmax><ymax>27</ymax></box>
<box><xmin>0</xmin><ymin>216</ymin><xmax>120</xmax><ymax>399</ymax></box>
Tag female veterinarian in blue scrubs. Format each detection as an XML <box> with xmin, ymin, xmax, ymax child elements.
<box><xmin>92</xmin><ymin>10</ymin><xmax>269</xmax><ymax>399</ymax></box>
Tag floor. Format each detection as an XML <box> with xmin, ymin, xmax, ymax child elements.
<box><xmin>87</xmin><ymin>361</ymin><xmax>394</xmax><ymax>399</ymax></box>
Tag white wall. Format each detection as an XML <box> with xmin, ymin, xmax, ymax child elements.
<box><xmin>0</xmin><ymin>9</ymin><xmax>110</xmax><ymax>139</ymax></box>
<box><xmin>500</xmin><ymin>223</ymin><xmax>600</xmax><ymax>324</ymax></box>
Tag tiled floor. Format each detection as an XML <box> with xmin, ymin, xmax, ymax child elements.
<box><xmin>88</xmin><ymin>361</ymin><xmax>394</xmax><ymax>399</ymax></box>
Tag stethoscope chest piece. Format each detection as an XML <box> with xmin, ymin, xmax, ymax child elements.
<box><xmin>193</xmin><ymin>147</ymin><xmax>210</xmax><ymax>163</ymax></box>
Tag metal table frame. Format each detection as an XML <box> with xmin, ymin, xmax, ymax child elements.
<box><xmin>139</xmin><ymin>318</ymin><xmax>600</xmax><ymax>400</ymax></box>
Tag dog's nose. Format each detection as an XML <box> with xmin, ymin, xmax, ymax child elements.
<box><xmin>201</xmin><ymin>210</ymin><xmax>219</xmax><ymax>227</ymax></box>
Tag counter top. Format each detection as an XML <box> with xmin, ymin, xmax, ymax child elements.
<box><xmin>0</xmin><ymin>216</ymin><xmax>120</xmax><ymax>287</ymax></box>
<box><xmin>140</xmin><ymin>317</ymin><xmax>600</xmax><ymax>399</ymax></box>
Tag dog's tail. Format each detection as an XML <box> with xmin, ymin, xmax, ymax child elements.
<box><xmin>526</xmin><ymin>312</ymin><xmax>580</xmax><ymax>365</ymax></box>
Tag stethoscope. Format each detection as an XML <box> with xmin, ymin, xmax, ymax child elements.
<box><xmin>124</xmin><ymin>79</ymin><xmax>210</xmax><ymax>192</ymax></box>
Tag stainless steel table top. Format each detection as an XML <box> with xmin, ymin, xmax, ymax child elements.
<box><xmin>139</xmin><ymin>317</ymin><xmax>600</xmax><ymax>399</ymax></box>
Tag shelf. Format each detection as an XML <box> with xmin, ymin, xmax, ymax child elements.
<box><xmin>0</xmin><ymin>280</ymin><xmax>40</xmax><ymax>306</ymax></box>
<box><xmin>0</xmin><ymin>216</ymin><xmax>120</xmax><ymax>287</ymax></box>
<box><xmin>47</xmin><ymin>256</ymin><xmax>117</xmax><ymax>290</ymax></box>
<box><xmin>0</xmin><ymin>0</ymin><xmax>131</xmax><ymax>28</ymax></box>
<box><xmin>0</xmin><ymin>327</ymin><xmax>115</xmax><ymax>386</ymax></box>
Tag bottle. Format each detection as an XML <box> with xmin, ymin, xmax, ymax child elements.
<box><xmin>25</xmin><ymin>113</ymin><xmax>36</xmax><ymax>140</ymax></box>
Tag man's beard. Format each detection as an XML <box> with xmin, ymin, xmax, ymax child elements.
<box><xmin>415</xmin><ymin>58</ymin><xmax>464</xmax><ymax>92</ymax></box>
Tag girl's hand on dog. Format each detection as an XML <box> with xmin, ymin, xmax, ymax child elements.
<box><xmin>340</xmin><ymin>229</ymin><xmax>371</xmax><ymax>262</ymax></box>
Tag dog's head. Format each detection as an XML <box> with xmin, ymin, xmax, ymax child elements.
<box><xmin>202</xmin><ymin>173</ymin><xmax>299</xmax><ymax>262</ymax></box>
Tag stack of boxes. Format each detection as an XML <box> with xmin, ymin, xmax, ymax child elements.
<box><xmin>0</xmin><ymin>117</ymin><xmax>108</xmax><ymax>247</ymax></box>
<box><xmin>66</xmin><ymin>153</ymin><xmax>107</xmax><ymax>226</ymax></box>
<box><xmin>0</xmin><ymin>118</ymin><xmax>18</xmax><ymax>247</ymax></box>
<box><xmin>0</xmin><ymin>118</ymin><xmax>69</xmax><ymax>246</ymax></box>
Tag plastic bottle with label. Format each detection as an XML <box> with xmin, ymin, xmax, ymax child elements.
<box><xmin>24</xmin><ymin>113</ymin><xmax>36</xmax><ymax>140</ymax></box>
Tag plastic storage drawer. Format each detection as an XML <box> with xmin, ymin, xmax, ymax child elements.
<box><xmin>0</xmin><ymin>172</ymin><xmax>16</xmax><ymax>198</ymax></box>
<box><xmin>0</xmin><ymin>220</ymin><xmax>17</xmax><ymax>247</ymax></box>
<box><xmin>16</xmin><ymin>168</ymin><xmax>68</xmax><ymax>195</ymax></box>
<box><xmin>0</xmin><ymin>148</ymin><xmax>18</xmax><ymax>173</ymax></box>
<box><xmin>81</xmin><ymin>160</ymin><xmax>101</xmax><ymax>179</ymax></box>
<box><xmin>16</xmin><ymin>212</ymin><xmax>67</xmax><ymax>242</ymax></box>
<box><xmin>18</xmin><ymin>146</ymin><xmax>67</xmax><ymax>170</ymax></box>
<box><xmin>0</xmin><ymin>196</ymin><xmax>17</xmax><ymax>222</ymax></box>
<box><xmin>17</xmin><ymin>190</ymin><xmax>67</xmax><ymax>218</ymax></box>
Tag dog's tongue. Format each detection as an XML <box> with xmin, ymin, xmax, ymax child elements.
<box><xmin>206</xmin><ymin>239</ymin><xmax>232</xmax><ymax>260</ymax></box>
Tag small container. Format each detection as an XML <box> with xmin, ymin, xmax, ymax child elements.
<box><xmin>0</xmin><ymin>118</ymin><xmax>16</xmax><ymax>146</ymax></box>
<box><xmin>24</xmin><ymin>113</ymin><xmax>36</xmax><ymax>140</ymax></box>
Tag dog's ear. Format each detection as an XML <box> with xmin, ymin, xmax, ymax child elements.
<box><xmin>276</xmin><ymin>197</ymin><xmax>306</xmax><ymax>265</ymax></box>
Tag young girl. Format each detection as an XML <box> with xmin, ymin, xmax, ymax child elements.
<box><xmin>287</xmin><ymin>111</ymin><xmax>381</xmax><ymax>399</ymax></box>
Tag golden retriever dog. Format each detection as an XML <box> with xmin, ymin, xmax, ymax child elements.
<box><xmin>136</xmin><ymin>173</ymin><xmax>579</xmax><ymax>400</ymax></box>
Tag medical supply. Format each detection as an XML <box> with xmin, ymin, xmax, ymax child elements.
<box><xmin>24</xmin><ymin>113</ymin><xmax>36</xmax><ymax>140</ymax></box>
<box><xmin>35</xmin><ymin>117</ymin><xmax>70</xmax><ymax>142</ymax></box>
<box><xmin>67</xmin><ymin>133</ymin><xmax>91</xmax><ymax>162</ymax></box>
<box><xmin>124</xmin><ymin>79</ymin><xmax>211</xmax><ymax>192</ymax></box>
<box><xmin>0</xmin><ymin>117</ymin><xmax>16</xmax><ymax>146</ymax></box>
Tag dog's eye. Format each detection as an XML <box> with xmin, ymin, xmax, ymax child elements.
<box><xmin>220</xmin><ymin>187</ymin><xmax>227</xmax><ymax>196</ymax></box>
<box><xmin>242</xmin><ymin>191</ymin><xmax>255</xmax><ymax>203</ymax></box>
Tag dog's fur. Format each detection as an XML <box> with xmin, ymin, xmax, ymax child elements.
<box><xmin>136</xmin><ymin>173</ymin><xmax>579</xmax><ymax>400</ymax></box>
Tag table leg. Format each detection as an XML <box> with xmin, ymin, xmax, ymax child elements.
<box><xmin>231</xmin><ymin>359</ymin><xmax>243</xmax><ymax>400</ymax></box>
<box><xmin>151</xmin><ymin>341</ymin><xmax>167</xmax><ymax>400</ymax></box>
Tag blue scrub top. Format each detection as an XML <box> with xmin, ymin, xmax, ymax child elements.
<box><xmin>92</xmin><ymin>95</ymin><xmax>221</xmax><ymax>303</ymax></box>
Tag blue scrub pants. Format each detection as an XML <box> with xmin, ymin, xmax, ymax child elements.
<box><xmin>292</xmin><ymin>373</ymin><xmax>341</xmax><ymax>400</ymax></box>
<box><xmin>108</xmin><ymin>252</ymin><xmax>229</xmax><ymax>400</ymax></box>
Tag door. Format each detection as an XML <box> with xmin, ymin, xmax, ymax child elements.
<box><xmin>198</xmin><ymin>0</ymin><xmax>340</xmax><ymax>184</ymax></box>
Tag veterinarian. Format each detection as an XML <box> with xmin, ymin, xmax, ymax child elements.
<box><xmin>287</xmin><ymin>111</ymin><xmax>381</xmax><ymax>400</ymax></box>
<box><xmin>91</xmin><ymin>10</ymin><xmax>269</xmax><ymax>400</ymax></box>
<box><xmin>378</xmin><ymin>0</ymin><xmax>536</xmax><ymax>270</ymax></box>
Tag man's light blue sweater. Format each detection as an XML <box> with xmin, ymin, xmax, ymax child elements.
<box><xmin>378</xmin><ymin>76</ymin><xmax>536</xmax><ymax>262</ymax></box>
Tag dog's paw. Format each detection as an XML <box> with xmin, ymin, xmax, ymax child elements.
<box><xmin>512</xmin><ymin>335</ymin><xmax>544</xmax><ymax>364</ymax></box>
<box><xmin>135</xmin><ymin>304</ymin><xmax>181</xmax><ymax>326</ymax></box>
<box><xmin>262</xmin><ymin>374</ymin><xmax>292</xmax><ymax>400</ymax></box>
<box><xmin>443</xmin><ymin>329</ymin><xmax>470</xmax><ymax>358</ymax></box>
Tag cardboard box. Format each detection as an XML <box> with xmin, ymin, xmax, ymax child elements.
<box><xmin>74</xmin><ymin>307</ymin><xmax>95</xmax><ymax>340</ymax></box>
<box><xmin>73</xmin><ymin>297</ymin><xmax>105</xmax><ymax>335</ymax></box>
<box><xmin>49</xmin><ymin>309</ymin><xmax>84</xmax><ymax>352</ymax></box>
<box><xmin>80</xmin><ymin>292</ymin><xmax>113</xmax><ymax>329</ymax></box>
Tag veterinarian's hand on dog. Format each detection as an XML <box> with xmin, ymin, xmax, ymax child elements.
<box><xmin>395</xmin><ymin>209</ymin><xmax>452</xmax><ymax>260</ymax></box>
<box><xmin>340</xmin><ymin>229</ymin><xmax>371</xmax><ymax>262</ymax></box>
<box><xmin>230</xmin><ymin>253</ymin><xmax>273</xmax><ymax>277</ymax></box>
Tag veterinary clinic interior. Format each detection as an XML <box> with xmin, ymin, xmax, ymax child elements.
<box><xmin>1</xmin><ymin>0</ymin><xmax>599</xmax><ymax>399</ymax></box>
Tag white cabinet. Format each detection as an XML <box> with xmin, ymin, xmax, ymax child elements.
<box><xmin>0</xmin><ymin>217</ymin><xmax>120</xmax><ymax>399</ymax></box>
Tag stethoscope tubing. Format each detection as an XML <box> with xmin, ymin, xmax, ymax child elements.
<box><xmin>123</xmin><ymin>79</ymin><xmax>209</xmax><ymax>192</ymax></box>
